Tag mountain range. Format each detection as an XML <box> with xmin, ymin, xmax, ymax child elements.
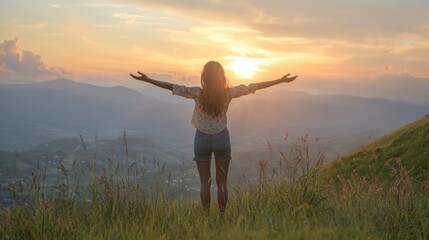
<box><xmin>1</xmin><ymin>78</ymin><xmax>428</xmax><ymax>154</ymax></box>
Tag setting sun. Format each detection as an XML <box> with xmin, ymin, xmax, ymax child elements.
<box><xmin>225</xmin><ymin>57</ymin><xmax>264</xmax><ymax>79</ymax></box>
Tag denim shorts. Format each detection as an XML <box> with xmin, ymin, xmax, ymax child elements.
<box><xmin>193</xmin><ymin>128</ymin><xmax>231</xmax><ymax>161</ymax></box>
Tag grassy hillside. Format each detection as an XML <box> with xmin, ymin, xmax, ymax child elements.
<box><xmin>1</xmin><ymin>118</ymin><xmax>428</xmax><ymax>239</ymax></box>
<box><xmin>326</xmin><ymin>114</ymin><xmax>429</xmax><ymax>182</ymax></box>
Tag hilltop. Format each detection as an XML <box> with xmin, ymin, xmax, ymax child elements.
<box><xmin>326</xmin><ymin>114</ymin><xmax>429</xmax><ymax>182</ymax></box>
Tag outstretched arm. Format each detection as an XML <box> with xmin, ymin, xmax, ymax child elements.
<box><xmin>257</xmin><ymin>73</ymin><xmax>298</xmax><ymax>90</ymax></box>
<box><xmin>130</xmin><ymin>71</ymin><xmax>173</xmax><ymax>91</ymax></box>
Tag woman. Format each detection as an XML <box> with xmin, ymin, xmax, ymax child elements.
<box><xmin>130</xmin><ymin>61</ymin><xmax>297</xmax><ymax>212</ymax></box>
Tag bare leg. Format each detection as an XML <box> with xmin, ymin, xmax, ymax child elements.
<box><xmin>215</xmin><ymin>160</ymin><xmax>230</xmax><ymax>213</ymax></box>
<box><xmin>196</xmin><ymin>160</ymin><xmax>211</xmax><ymax>212</ymax></box>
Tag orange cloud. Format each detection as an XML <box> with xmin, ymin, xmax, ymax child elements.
<box><xmin>0</xmin><ymin>38</ymin><xmax>71</xmax><ymax>80</ymax></box>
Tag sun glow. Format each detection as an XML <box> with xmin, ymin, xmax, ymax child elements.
<box><xmin>225</xmin><ymin>57</ymin><xmax>264</xmax><ymax>79</ymax></box>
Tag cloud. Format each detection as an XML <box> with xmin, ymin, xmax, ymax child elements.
<box><xmin>18</xmin><ymin>23</ymin><xmax>48</xmax><ymax>29</ymax></box>
<box><xmin>114</xmin><ymin>1</ymin><xmax>247</xmax><ymax>23</ymax></box>
<box><xmin>126</xmin><ymin>0</ymin><xmax>429</xmax><ymax>40</ymax></box>
<box><xmin>0</xmin><ymin>38</ymin><xmax>71</xmax><ymax>80</ymax></box>
<box><xmin>120</xmin><ymin>0</ymin><xmax>429</xmax><ymax>79</ymax></box>
<box><xmin>113</xmin><ymin>13</ymin><xmax>145</xmax><ymax>24</ymax></box>
<box><xmin>83</xmin><ymin>3</ymin><xmax>129</xmax><ymax>8</ymax></box>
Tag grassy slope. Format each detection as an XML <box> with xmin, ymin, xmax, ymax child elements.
<box><xmin>1</xmin><ymin>116</ymin><xmax>429</xmax><ymax>239</ymax></box>
<box><xmin>326</xmin><ymin>114</ymin><xmax>429</xmax><ymax>182</ymax></box>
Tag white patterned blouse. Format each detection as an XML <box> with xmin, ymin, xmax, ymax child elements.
<box><xmin>172</xmin><ymin>83</ymin><xmax>258</xmax><ymax>134</ymax></box>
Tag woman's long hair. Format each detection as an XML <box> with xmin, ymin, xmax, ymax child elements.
<box><xmin>199</xmin><ymin>61</ymin><xmax>229</xmax><ymax>117</ymax></box>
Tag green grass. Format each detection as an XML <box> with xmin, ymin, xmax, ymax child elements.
<box><xmin>1</xmin><ymin>165</ymin><xmax>428</xmax><ymax>239</ymax></box>
<box><xmin>1</xmin><ymin>116</ymin><xmax>429</xmax><ymax>239</ymax></box>
<box><xmin>326</xmin><ymin>114</ymin><xmax>429</xmax><ymax>182</ymax></box>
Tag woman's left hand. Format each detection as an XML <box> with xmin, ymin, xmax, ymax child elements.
<box><xmin>280</xmin><ymin>73</ymin><xmax>298</xmax><ymax>83</ymax></box>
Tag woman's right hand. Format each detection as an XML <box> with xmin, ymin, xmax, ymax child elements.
<box><xmin>130</xmin><ymin>71</ymin><xmax>149</xmax><ymax>81</ymax></box>
<box><xmin>129</xmin><ymin>72</ymin><xmax>174</xmax><ymax>90</ymax></box>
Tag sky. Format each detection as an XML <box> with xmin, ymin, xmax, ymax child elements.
<box><xmin>1</xmin><ymin>0</ymin><xmax>429</xmax><ymax>87</ymax></box>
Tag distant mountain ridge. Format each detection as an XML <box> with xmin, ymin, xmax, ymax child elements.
<box><xmin>288</xmin><ymin>74</ymin><xmax>429</xmax><ymax>105</ymax></box>
<box><xmin>0</xmin><ymin>78</ymin><xmax>428</xmax><ymax>153</ymax></box>
<box><xmin>229</xmin><ymin>89</ymin><xmax>428</xmax><ymax>140</ymax></box>
<box><xmin>0</xmin><ymin>78</ymin><xmax>192</xmax><ymax>150</ymax></box>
